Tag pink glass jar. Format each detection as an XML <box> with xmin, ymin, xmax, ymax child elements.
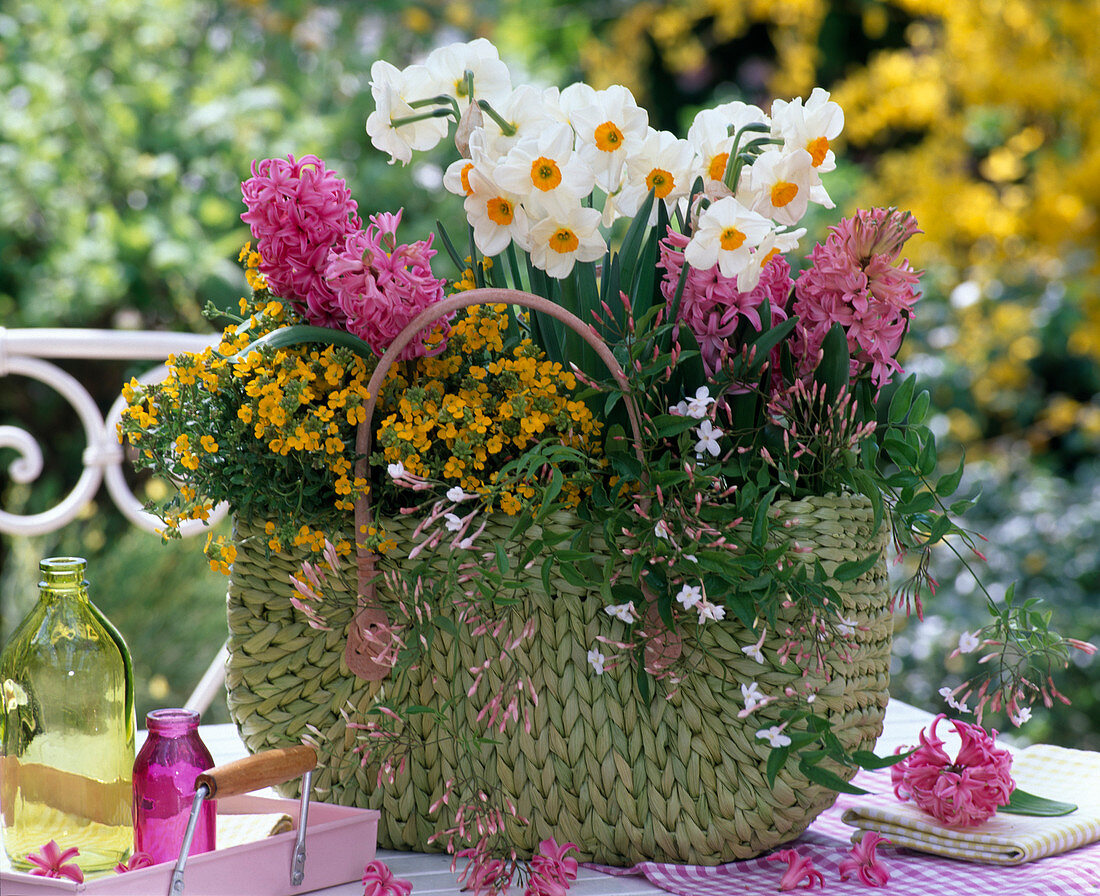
<box><xmin>132</xmin><ymin>708</ymin><xmax>216</xmax><ymax>863</ymax></box>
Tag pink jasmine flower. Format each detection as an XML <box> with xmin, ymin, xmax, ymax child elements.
<box><xmin>892</xmin><ymin>713</ymin><xmax>1014</xmax><ymax>826</ymax></box>
<box><xmin>240</xmin><ymin>154</ymin><xmax>361</xmax><ymax>326</ymax></box>
<box><xmin>659</xmin><ymin>228</ymin><xmax>792</xmax><ymax>379</ymax></box>
<box><xmin>362</xmin><ymin>859</ymin><xmax>412</xmax><ymax>896</ymax></box>
<box><xmin>116</xmin><ymin>852</ymin><xmax>156</xmax><ymax>874</ymax></box>
<box><xmin>791</xmin><ymin>208</ymin><xmax>921</xmax><ymax>390</ymax></box>
<box><xmin>766</xmin><ymin>848</ymin><xmax>824</xmax><ymax>890</ymax></box>
<box><xmin>525</xmin><ymin>838</ymin><xmax>579</xmax><ymax>896</ymax></box>
<box><xmin>838</xmin><ymin>832</ymin><xmax>890</xmax><ymax>887</ymax></box>
<box><xmin>25</xmin><ymin>840</ymin><xmax>84</xmax><ymax>882</ymax></box>
<box><xmin>326</xmin><ymin>209</ymin><xmax>450</xmax><ymax>359</ymax></box>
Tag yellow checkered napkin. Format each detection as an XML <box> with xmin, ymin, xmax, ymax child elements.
<box><xmin>841</xmin><ymin>744</ymin><xmax>1100</xmax><ymax>865</ymax></box>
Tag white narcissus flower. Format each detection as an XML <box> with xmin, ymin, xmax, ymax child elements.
<box><xmin>527</xmin><ymin>202</ymin><xmax>605</xmax><ymax>279</ymax></box>
<box><xmin>464</xmin><ymin>166</ymin><xmax>529</xmax><ymax>257</ymax></box>
<box><xmin>366</xmin><ymin>61</ymin><xmax>450</xmax><ymax>165</ymax></box>
<box><xmin>743</xmin><ymin>148</ymin><xmax>817</xmax><ymax>227</ymax></box>
<box><xmin>770</xmin><ymin>87</ymin><xmax>844</xmax><ymax>174</ymax></box>
<box><xmin>423</xmin><ymin>38</ymin><xmax>512</xmax><ymax>110</ymax></box>
<box><xmin>694</xmin><ymin>419</ymin><xmax>723</xmax><ymax>457</ymax></box>
<box><xmin>476</xmin><ymin>85</ymin><xmax>567</xmax><ymax>159</ymax></box>
<box><xmin>687</xmin><ymin>102</ymin><xmax>770</xmax><ymax>184</ymax></box>
<box><xmin>736</xmin><ymin>227</ymin><xmax>806</xmax><ymax>293</ymax></box>
<box><xmin>617</xmin><ymin>127</ymin><xmax>699</xmax><ymax>223</ymax></box>
<box><xmin>493</xmin><ymin>123</ymin><xmax>595</xmax><ymax>204</ymax></box>
<box><xmin>443</xmin><ymin>158</ymin><xmax>476</xmax><ymax>197</ymax></box>
<box><xmin>566</xmin><ymin>83</ymin><xmax>649</xmax><ymax>194</ymax></box>
<box><xmin>684</xmin><ymin>196</ymin><xmax>773</xmax><ymax>281</ymax></box>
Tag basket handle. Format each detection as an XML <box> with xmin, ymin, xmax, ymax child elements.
<box><xmin>345</xmin><ymin>286</ymin><xmax>655</xmax><ymax>680</ymax></box>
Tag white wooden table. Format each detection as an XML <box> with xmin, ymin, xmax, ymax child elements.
<box><xmin>198</xmin><ymin>699</ymin><xmax>937</xmax><ymax>896</ymax></box>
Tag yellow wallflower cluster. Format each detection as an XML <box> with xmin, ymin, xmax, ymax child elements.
<box><xmin>119</xmin><ymin>256</ymin><xmax>367</xmax><ymax>557</ymax></box>
<box><xmin>375</xmin><ymin>303</ymin><xmax>601</xmax><ymax>515</ymax></box>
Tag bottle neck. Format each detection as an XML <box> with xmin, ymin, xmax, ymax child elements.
<box><xmin>38</xmin><ymin>556</ymin><xmax>89</xmax><ymax>602</ymax></box>
<box><xmin>146</xmin><ymin>708</ymin><xmax>201</xmax><ymax>737</ymax></box>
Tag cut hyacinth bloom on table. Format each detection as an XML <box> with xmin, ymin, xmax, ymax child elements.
<box><xmin>841</xmin><ymin>744</ymin><xmax>1100</xmax><ymax>865</ymax></box>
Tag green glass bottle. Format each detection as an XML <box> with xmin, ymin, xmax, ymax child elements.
<box><xmin>0</xmin><ymin>557</ymin><xmax>135</xmax><ymax>873</ymax></box>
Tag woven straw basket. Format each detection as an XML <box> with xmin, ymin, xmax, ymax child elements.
<box><xmin>225</xmin><ymin>493</ymin><xmax>891</xmax><ymax>865</ymax></box>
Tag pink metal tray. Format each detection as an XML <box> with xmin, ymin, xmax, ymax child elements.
<box><xmin>1</xmin><ymin>747</ymin><xmax>379</xmax><ymax>896</ymax></box>
<box><xmin>1</xmin><ymin>795</ymin><xmax>379</xmax><ymax>895</ymax></box>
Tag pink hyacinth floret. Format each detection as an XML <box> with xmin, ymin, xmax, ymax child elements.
<box><xmin>791</xmin><ymin>207</ymin><xmax>921</xmax><ymax>390</ymax></box>
<box><xmin>892</xmin><ymin>713</ymin><xmax>1014</xmax><ymax>826</ymax></box>
<box><xmin>362</xmin><ymin>858</ymin><xmax>413</xmax><ymax>896</ymax></box>
<box><xmin>524</xmin><ymin>837</ymin><xmax>579</xmax><ymax>896</ymax></box>
<box><xmin>115</xmin><ymin>851</ymin><xmax>156</xmax><ymax>874</ymax></box>
<box><xmin>326</xmin><ymin>209</ymin><xmax>450</xmax><ymax>360</ymax></box>
<box><xmin>25</xmin><ymin>840</ymin><xmax>84</xmax><ymax>882</ymax></box>
<box><xmin>241</xmin><ymin>153</ymin><xmax>362</xmax><ymax>327</ymax></box>
<box><xmin>766</xmin><ymin>848</ymin><xmax>825</xmax><ymax>890</ymax></box>
<box><xmin>659</xmin><ymin>228</ymin><xmax>792</xmax><ymax>380</ymax></box>
<box><xmin>838</xmin><ymin>832</ymin><xmax>890</xmax><ymax>887</ymax></box>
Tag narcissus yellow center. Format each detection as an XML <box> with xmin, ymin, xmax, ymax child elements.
<box><xmin>708</xmin><ymin>152</ymin><xmax>730</xmax><ymax>181</ymax></box>
<box><xmin>720</xmin><ymin>227</ymin><xmax>746</xmax><ymax>251</ymax></box>
<box><xmin>531</xmin><ymin>157</ymin><xmax>562</xmax><ymax>191</ymax></box>
<box><xmin>594</xmin><ymin>121</ymin><xmax>624</xmax><ymax>152</ymax></box>
<box><xmin>807</xmin><ymin>136</ymin><xmax>829</xmax><ymax>167</ymax></box>
<box><xmin>646</xmin><ymin>168</ymin><xmax>675</xmax><ymax>199</ymax></box>
<box><xmin>487</xmin><ymin>197</ymin><xmax>514</xmax><ymax>225</ymax></box>
<box><xmin>771</xmin><ymin>181</ymin><xmax>798</xmax><ymax>208</ymax></box>
<box><xmin>549</xmin><ymin>227</ymin><xmax>580</xmax><ymax>254</ymax></box>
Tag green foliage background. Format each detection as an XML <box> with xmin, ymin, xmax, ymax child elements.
<box><xmin>2</xmin><ymin>0</ymin><xmax>1097</xmax><ymax>741</ymax></box>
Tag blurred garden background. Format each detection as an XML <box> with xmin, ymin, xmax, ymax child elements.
<box><xmin>1</xmin><ymin>0</ymin><xmax>1098</xmax><ymax>745</ymax></box>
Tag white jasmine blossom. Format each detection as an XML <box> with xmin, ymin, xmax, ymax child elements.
<box><xmin>939</xmin><ymin>686</ymin><xmax>971</xmax><ymax>714</ymax></box>
<box><xmin>675</xmin><ymin>584</ymin><xmax>703</xmax><ymax>609</ymax></box>
<box><xmin>446</xmin><ymin>486</ymin><xmax>471</xmax><ymax>503</ymax></box>
<box><xmin>957</xmin><ymin>631</ymin><xmax>982</xmax><ymax>654</ymax></box>
<box><xmin>756</xmin><ymin>725</ymin><xmax>792</xmax><ymax>748</ymax></box>
<box><xmin>696</xmin><ymin>600</ymin><xmax>726</xmax><ymax>623</ymax></box>
<box><xmin>387</xmin><ymin>461</ymin><xmax>407</xmax><ymax>479</ymax></box>
<box><xmin>587</xmin><ymin>649</ymin><xmax>607</xmax><ymax>675</ymax></box>
<box><xmin>444</xmin><ymin>513</ymin><xmax>463</xmax><ymax>532</ymax></box>
<box><xmin>605</xmin><ymin>601</ymin><xmax>637</xmax><ymax>623</ymax></box>
<box><xmin>835</xmin><ymin>615</ymin><xmax>857</xmax><ymax>637</ymax></box>
<box><xmin>742</xmin><ymin>629</ymin><xmax>767</xmax><ymax>664</ymax></box>
<box><xmin>694</xmin><ymin>419</ymin><xmax>723</xmax><ymax>457</ymax></box>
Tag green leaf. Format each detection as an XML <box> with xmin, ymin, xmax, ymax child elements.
<box><xmin>636</xmin><ymin>664</ymin><xmax>651</xmax><ymax>703</ymax></box>
<box><xmin>766</xmin><ymin>745</ymin><xmax>790</xmax><ymax>787</ymax></box>
<box><xmin>936</xmin><ymin>456</ymin><xmax>965</xmax><ymax>497</ymax></box>
<box><xmin>851</xmin><ymin>748</ymin><xmax>913</xmax><ymax>770</ymax></box>
<box><xmin>797</xmin><ymin>759</ymin><xmax>868</xmax><ymax>795</ymax></box>
<box><xmin>495</xmin><ymin>543</ymin><xmax>509</xmax><ymax>575</ymax></box>
<box><xmin>889</xmin><ymin>375</ymin><xmax>917</xmax><ymax>424</ymax></box>
<box><xmin>832</xmin><ymin>552</ymin><xmax>880</xmax><ymax>583</ymax></box>
<box><xmin>1000</xmin><ymin>788</ymin><xmax>1077</xmax><ymax>817</ymax></box>
<box><xmin>910</xmin><ymin>388</ymin><xmax>931</xmax><ymax>423</ymax></box>
<box><xmin>228</xmin><ymin>325</ymin><xmax>376</xmax><ymax>364</ymax></box>
<box><xmin>814</xmin><ymin>323</ymin><xmax>850</xmax><ymax>405</ymax></box>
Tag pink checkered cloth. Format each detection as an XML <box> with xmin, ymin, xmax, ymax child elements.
<box><xmin>591</xmin><ymin>769</ymin><xmax>1100</xmax><ymax>895</ymax></box>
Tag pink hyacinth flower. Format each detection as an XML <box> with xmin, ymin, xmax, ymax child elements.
<box><xmin>525</xmin><ymin>837</ymin><xmax>580</xmax><ymax>896</ymax></box>
<box><xmin>25</xmin><ymin>840</ymin><xmax>84</xmax><ymax>882</ymax></box>
<box><xmin>240</xmin><ymin>153</ymin><xmax>362</xmax><ymax>327</ymax></box>
<box><xmin>325</xmin><ymin>209</ymin><xmax>449</xmax><ymax>360</ymax></box>
<box><xmin>791</xmin><ymin>207</ymin><xmax>921</xmax><ymax>390</ymax></box>
<box><xmin>766</xmin><ymin>848</ymin><xmax>825</xmax><ymax>890</ymax></box>
<box><xmin>838</xmin><ymin>832</ymin><xmax>890</xmax><ymax>887</ymax></box>
<box><xmin>115</xmin><ymin>851</ymin><xmax>156</xmax><ymax>874</ymax></box>
<box><xmin>362</xmin><ymin>858</ymin><xmax>413</xmax><ymax>896</ymax></box>
<box><xmin>892</xmin><ymin>713</ymin><xmax>1014</xmax><ymax>826</ymax></box>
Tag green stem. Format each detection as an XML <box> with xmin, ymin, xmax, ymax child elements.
<box><xmin>476</xmin><ymin>99</ymin><xmax>517</xmax><ymax>137</ymax></box>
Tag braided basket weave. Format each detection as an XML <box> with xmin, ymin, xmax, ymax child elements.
<box><xmin>225</xmin><ymin>492</ymin><xmax>891</xmax><ymax>865</ymax></box>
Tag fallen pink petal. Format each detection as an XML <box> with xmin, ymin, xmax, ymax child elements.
<box><xmin>525</xmin><ymin>837</ymin><xmax>579</xmax><ymax>895</ymax></box>
<box><xmin>839</xmin><ymin>832</ymin><xmax>891</xmax><ymax>887</ymax></box>
<box><xmin>767</xmin><ymin>847</ymin><xmax>826</xmax><ymax>890</ymax></box>
<box><xmin>362</xmin><ymin>858</ymin><xmax>413</xmax><ymax>896</ymax></box>
<box><xmin>25</xmin><ymin>840</ymin><xmax>85</xmax><ymax>883</ymax></box>
<box><xmin>115</xmin><ymin>851</ymin><xmax>156</xmax><ymax>874</ymax></box>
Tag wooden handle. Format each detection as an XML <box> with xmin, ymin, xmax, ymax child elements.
<box><xmin>194</xmin><ymin>745</ymin><xmax>317</xmax><ymax>799</ymax></box>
